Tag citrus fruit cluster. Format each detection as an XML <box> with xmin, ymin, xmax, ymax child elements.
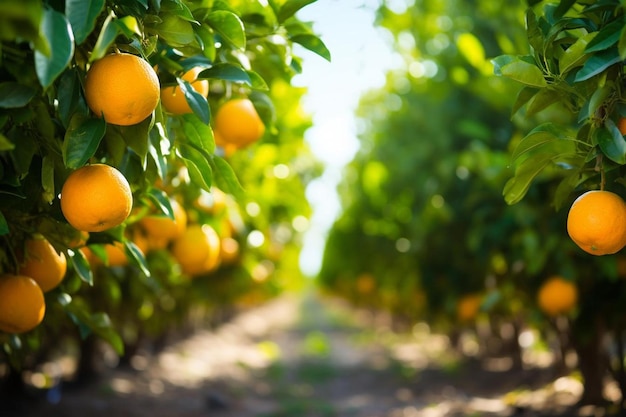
<box><xmin>0</xmin><ymin>235</ymin><xmax>67</xmax><ymax>333</ymax></box>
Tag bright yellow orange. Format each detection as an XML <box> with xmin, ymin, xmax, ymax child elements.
<box><xmin>161</xmin><ymin>67</ymin><xmax>209</xmax><ymax>115</ymax></box>
<box><xmin>84</xmin><ymin>52</ymin><xmax>160</xmax><ymax>126</ymax></box>
<box><xmin>567</xmin><ymin>190</ymin><xmax>626</xmax><ymax>255</ymax></box>
<box><xmin>0</xmin><ymin>274</ymin><xmax>46</xmax><ymax>333</ymax></box>
<box><xmin>140</xmin><ymin>199</ymin><xmax>187</xmax><ymax>241</ymax></box>
<box><xmin>171</xmin><ymin>224</ymin><xmax>221</xmax><ymax>276</ymax></box>
<box><xmin>18</xmin><ymin>235</ymin><xmax>67</xmax><ymax>292</ymax></box>
<box><xmin>60</xmin><ymin>164</ymin><xmax>133</xmax><ymax>232</ymax></box>
<box><xmin>456</xmin><ymin>294</ymin><xmax>482</xmax><ymax>322</ymax></box>
<box><xmin>214</xmin><ymin>98</ymin><xmax>265</xmax><ymax>148</ymax></box>
<box><xmin>537</xmin><ymin>276</ymin><xmax>578</xmax><ymax>316</ymax></box>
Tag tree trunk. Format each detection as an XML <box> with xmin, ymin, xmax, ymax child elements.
<box><xmin>572</xmin><ymin>314</ymin><xmax>609</xmax><ymax>406</ymax></box>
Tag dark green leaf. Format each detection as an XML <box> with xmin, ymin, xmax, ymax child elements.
<box><xmin>598</xmin><ymin>120</ymin><xmax>626</xmax><ymax>164</ymax></box>
<box><xmin>34</xmin><ymin>8</ymin><xmax>75</xmax><ymax>89</ymax></box>
<box><xmin>511</xmin><ymin>86</ymin><xmax>538</xmax><ymax>116</ymax></box>
<box><xmin>178</xmin><ymin>80</ymin><xmax>210</xmax><ymax>124</ymax></box>
<box><xmin>57</xmin><ymin>68</ymin><xmax>88</xmax><ymax>128</ymax></box>
<box><xmin>206</xmin><ymin>10</ymin><xmax>245</xmax><ymax>50</ymax></box>
<box><xmin>65</xmin><ymin>0</ymin><xmax>105</xmax><ymax>45</ymax></box>
<box><xmin>124</xmin><ymin>241</ymin><xmax>150</xmax><ymax>277</ymax></box>
<box><xmin>0</xmin><ymin>82</ymin><xmax>37</xmax><ymax>108</ymax></box>
<box><xmin>525</xmin><ymin>88</ymin><xmax>561</xmax><ymax>117</ymax></box>
<box><xmin>115</xmin><ymin>118</ymin><xmax>151</xmax><ymax>166</ymax></box>
<box><xmin>69</xmin><ymin>248</ymin><xmax>93</xmax><ymax>285</ymax></box>
<box><xmin>559</xmin><ymin>32</ymin><xmax>596</xmax><ymax>74</ymax></box>
<box><xmin>148</xmin><ymin>188</ymin><xmax>174</xmax><ymax>216</ymax></box>
<box><xmin>63</xmin><ymin>115</ymin><xmax>107</xmax><ymax>169</ymax></box>
<box><xmin>290</xmin><ymin>33</ymin><xmax>331</xmax><ymax>62</ymax></box>
<box><xmin>199</xmin><ymin>63</ymin><xmax>251</xmax><ymax>85</ymax></box>
<box><xmin>554</xmin><ymin>0</ymin><xmax>576</xmax><ymax>18</ymax></box>
<box><xmin>574</xmin><ymin>48</ymin><xmax>621</xmax><ymax>82</ymax></box>
<box><xmin>585</xmin><ymin>19</ymin><xmax>623</xmax><ymax>53</ymax></box>
<box><xmin>277</xmin><ymin>0</ymin><xmax>316</xmax><ymax>23</ymax></box>
<box><xmin>619</xmin><ymin>25</ymin><xmax>626</xmax><ymax>59</ymax></box>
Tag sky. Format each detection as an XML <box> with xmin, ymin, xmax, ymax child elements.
<box><xmin>291</xmin><ymin>0</ymin><xmax>401</xmax><ymax>276</ymax></box>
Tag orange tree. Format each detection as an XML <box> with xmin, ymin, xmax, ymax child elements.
<box><xmin>318</xmin><ymin>0</ymin><xmax>626</xmax><ymax>408</ymax></box>
<box><xmin>0</xmin><ymin>0</ymin><xmax>327</xmax><ymax>381</ymax></box>
<box><xmin>493</xmin><ymin>0</ymin><xmax>626</xmax><ymax>406</ymax></box>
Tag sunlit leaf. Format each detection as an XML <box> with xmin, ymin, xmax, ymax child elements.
<box><xmin>178</xmin><ymin>80</ymin><xmax>210</xmax><ymax>125</ymax></box>
<box><xmin>210</xmin><ymin>155</ymin><xmax>244</xmax><ymax>199</ymax></box>
<box><xmin>199</xmin><ymin>63</ymin><xmax>251</xmax><ymax>84</ymax></box>
<box><xmin>277</xmin><ymin>0</ymin><xmax>316</xmax><ymax>23</ymax></box>
<box><xmin>206</xmin><ymin>10</ymin><xmax>245</xmax><ymax>50</ymax></box>
<box><xmin>492</xmin><ymin>55</ymin><xmax>546</xmax><ymax>87</ymax></box>
<box><xmin>290</xmin><ymin>34</ymin><xmax>331</xmax><ymax>62</ymax></box>
<box><xmin>597</xmin><ymin>120</ymin><xmax>626</xmax><ymax>164</ymax></box>
<box><xmin>35</xmin><ymin>8</ymin><xmax>75</xmax><ymax>89</ymax></box>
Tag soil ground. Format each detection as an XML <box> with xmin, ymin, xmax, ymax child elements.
<box><xmin>3</xmin><ymin>288</ymin><xmax>612</xmax><ymax>417</ymax></box>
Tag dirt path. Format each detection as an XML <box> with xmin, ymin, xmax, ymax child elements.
<box><xmin>17</xmin><ymin>288</ymin><xmax>586</xmax><ymax>417</ymax></box>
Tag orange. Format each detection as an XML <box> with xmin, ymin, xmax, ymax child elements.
<box><xmin>0</xmin><ymin>274</ymin><xmax>46</xmax><ymax>333</ymax></box>
<box><xmin>618</xmin><ymin>117</ymin><xmax>626</xmax><ymax>136</ymax></box>
<box><xmin>456</xmin><ymin>294</ymin><xmax>482</xmax><ymax>322</ymax></box>
<box><xmin>194</xmin><ymin>188</ymin><xmax>227</xmax><ymax>215</ymax></box>
<box><xmin>171</xmin><ymin>224</ymin><xmax>221</xmax><ymax>276</ymax></box>
<box><xmin>537</xmin><ymin>276</ymin><xmax>578</xmax><ymax>316</ymax></box>
<box><xmin>214</xmin><ymin>98</ymin><xmax>265</xmax><ymax>148</ymax></box>
<box><xmin>18</xmin><ymin>235</ymin><xmax>67</xmax><ymax>292</ymax></box>
<box><xmin>160</xmin><ymin>67</ymin><xmax>209</xmax><ymax>115</ymax></box>
<box><xmin>566</xmin><ymin>190</ymin><xmax>626</xmax><ymax>255</ymax></box>
<box><xmin>84</xmin><ymin>52</ymin><xmax>160</xmax><ymax>126</ymax></box>
<box><xmin>104</xmin><ymin>242</ymin><xmax>128</xmax><ymax>267</ymax></box>
<box><xmin>60</xmin><ymin>164</ymin><xmax>133</xmax><ymax>232</ymax></box>
<box><xmin>140</xmin><ymin>199</ymin><xmax>187</xmax><ymax>241</ymax></box>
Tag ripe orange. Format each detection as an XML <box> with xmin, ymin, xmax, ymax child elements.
<box><xmin>457</xmin><ymin>294</ymin><xmax>482</xmax><ymax>322</ymax></box>
<box><xmin>104</xmin><ymin>242</ymin><xmax>128</xmax><ymax>267</ymax></box>
<box><xmin>84</xmin><ymin>52</ymin><xmax>160</xmax><ymax>126</ymax></box>
<box><xmin>194</xmin><ymin>188</ymin><xmax>227</xmax><ymax>215</ymax></box>
<box><xmin>161</xmin><ymin>67</ymin><xmax>209</xmax><ymax>115</ymax></box>
<box><xmin>60</xmin><ymin>164</ymin><xmax>133</xmax><ymax>232</ymax></box>
<box><xmin>171</xmin><ymin>224</ymin><xmax>221</xmax><ymax>276</ymax></box>
<box><xmin>0</xmin><ymin>274</ymin><xmax>46</xmax><ymax>333</ymax></box>
<box><xmin>214</xmin><ymin>98</ymin><xmax>265</xmax><ymax>149</ymax></box>
<box><xmin>567</xmin><ymin>190</ymin><xmax>626</xmax><ymax>255</ymax></box>
<box><xmin>140</xmin><ymin>199</ymin><xmax>187</xmax><ymax>241</ymax></box>
<box><xmin>18</xmin><ymin>235</ymin><xmax>67</xmax><ymax>292</ymax></box>
<box><xmin>537</xmin><ymin>276</ymin><xmax>578</xmax><ymax>316</ymax></box>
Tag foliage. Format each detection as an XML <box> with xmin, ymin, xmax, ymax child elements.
<box><xmin>0</xmin><ymin>0</ymin><xmax>327</xmax><ymax>370</ymax></box>
<box><xmin>493</xmin><ymin>0</ymin><xmax>626</xmax><ymax>208</ymax></box>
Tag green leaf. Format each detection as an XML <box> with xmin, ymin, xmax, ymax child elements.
<box><xmin>246</xmin><ymin>71</ymin><xmax>269</xmax><ymax>91</ymax></box>
<box><xmin>160</xmin><ymin>0</ymin><xmax>197</xmax><ymax>23</ymax></box>
<box><xmin>503</xmin><ymin>155</ymin><xmax>552</xmax><ymax>205</ymax></box>
<box><xmin>210</xmin><ymin>156</ymin><xmax>244</xmax><ymax>199</ymax></box>
<box><xmin>178</xmin><ymin>79</ymin><xmax>210</xmax><ymax>124</ymax></box>
<box><xmin>148</xmin><ymin>187</ymin><xmax>174</xmax><ymax>216</ymax></box>
<box><xmin>0</xmin><ymin>0</ymin><xmax>44</xmax><ymax>50</ymax></box>
<box><xmin>89</xmin><ymin>12</ymin><xmax>119</xmax><ymax>62</ymax></box>
<box><xmin>525</xmin><ymin>88</ymin><xmax>561</xmax><ymax>117</ymax></box>
<box><xmin>153</xmin><ymin>13</ymin><xmax>195</xmax><ymax>47</ymax></box>
<box><xmin>57</xmin><ymin>68</ymin><xmax>88</xmax><ymax>128</ymax></box>
<box><xmin>115</xmin><ymin>118</ymin><xmax>151</xmax><ymax>166</ymax></box>
<box><xmin>277</xmin><ymin>0</ymin><xmax>316</xmax><ymax>23</ymax></box>
<box><xmin>511</xmin><ymin>123</ymin><xmax>575</xmax><ymax>162</ymax></box>
<box><xmin>585</xmin><ymin>19</ymin><xmax>623</xmax><ymax>53</ymax></box>
<box><xmin>619</xmin><ymin>25</ymin><xmax>626</xmax><ymax>60</ymax></box>
<box><xmin>574</xmin><ymin>48</ymin><xmax>621</xmax><ymax>82</ymax></box>
<box><xmin>511</xmin><ymin>86</ymin><xmax>538</xmax><ymax>116</ymax></box>
<box><xmin>290</xmin><ymin>33</ymin><xmax>331</xmax><ymax>62</ymax></box>
<box><xmin>598</xmin><ymin>120</ymin><xmax>626</xmax><ymax>164</ymax></box>
<box><xmin>69</xmin><ymin>248</ymin><xmax>93</xmax><ymax>285</ymax></box>
<box><xmin>0</xmin><ymin>211</ymin><xmax>8</xmax><ymax>235</ymax></box>
<box><xmin>199</xmin><ymin>63</ymin><xmax>251</xmax><ymax>85</ymax></box>
<box><xmin>34</xmin><ymin>8</ymin><xmax>75</xmax><ymax>89</ymax></box>
<box><xmin>63</xmin><ymin>114</ymin><xmax>107</xmax><ymax>169</ymax></box>
<box><xmin>0</xmin><ymin>82</ymin><xmax>37</xmax><ymax>108</ymax></box>
<box><xmin>124</xmin><ymin>241</ymin><xmax>150</xmax><ymax>277</ymax></box>
<box><xmin>181</xmin><ymin>113</ymin><xmax>214</xmax><ymax>154</ymax></box>
<box><xmin>559</xmin><ymin>32</ymin><xmax>596</xmax><ymax>74</ymax></box>
<box><xmin>65</xmin><ymin>0</ymin><xmax>105</xmax><ymax>45</ymax></box>
<box><xmin>206</xmin><ymin>10</ymin><xmax>245</xmax><ymax>50</ymax></box>
<box><xmin>178</xmin><ymin>143</ymin><xmax>213</xmax><ymax>190</ymax></box>
<box><xmin>492</xmin><ymin>55</ymin><xmax>546</xmax><ymax>87</ymax></box>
